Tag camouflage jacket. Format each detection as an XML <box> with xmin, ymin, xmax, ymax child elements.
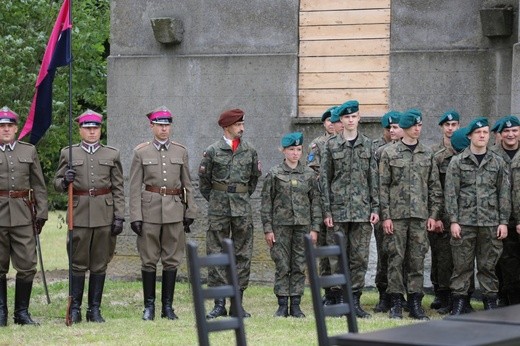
<box><xmin>373</xmin><ymin>137</ymin><xmax>391</xmax><ymax>165</ymax></box>
<box><xmin>379</xmin><ymin>140</ymin><xmax>442</xmax><ymax>221</ymax></box>
<box><xmin>510</xmin><ymin>153</ymin><xmax>520</xmax><ymax>222</ymax></box>
<box><xmin>261</xmin><ymin>161</ymin><xmax>322</xmax><ymax>232</ymax></box>
<box><xmin>307</xmin><ymin>132</ymin><xmax>331</xmax><ymax>173</ymax></box>
<box><xmin>490</xmin><ymin>143</ymin><xmax>517</xmax><ymax>167</ymax></box>
<box><xmin>320</xmin><ymin>132</ymin><xmax>379</xmax><ymax>222</ymax></box>
<box><xmin>198</xmin><ymin>137</ymin><xmax>261</xmax><ymax>217</ymax></box>
<box><xmin>433</xmin><ymin>146</ymin><xmax>456</xmax><ymax>191</ymax></box>
<box><xmin>445</xmin><ymin>147</ymin><xmax>511</xmax><ymax>226</ymax></box>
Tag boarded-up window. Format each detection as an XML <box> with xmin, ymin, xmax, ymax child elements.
<box><xmin>299</xmin><ymin>0</ymin><xmax>390</xmax><ymax>118</ymax></box>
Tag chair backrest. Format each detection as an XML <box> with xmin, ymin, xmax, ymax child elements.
<box><xmin>187</xmin><ymin>239</ymin><xmax>247</xmax><ymax>346</ymax></box>
<box><xmin>304</xmin><ymin>231</ymin><xmax>358</xmax><ymax>346</ymax></box>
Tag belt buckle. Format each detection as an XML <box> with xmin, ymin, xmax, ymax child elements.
<box><xmin>227</xmin><ymin>185</ymin><xmax>236</xmax><ymax>193</ymax></box>
<box><xmin>89</xmin><ymin>188</ymin><xmax>96</xmax><ymax>197</ymax></box>
<box><xmin>160</xmin><ymin>186</ymin><xmax>167</xmax><ymax>196</ymax></box>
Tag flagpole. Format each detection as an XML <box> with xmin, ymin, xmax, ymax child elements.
<box><xmin>65</xmin><ymin>0</ymin><xmax>74</xmax><ymax>327</ymax></box>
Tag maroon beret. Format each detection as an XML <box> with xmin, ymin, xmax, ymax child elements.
<box><xmin>218</xmin><ymin>109</ymin><xmax>244</xmax><ymax>127</ymax></box>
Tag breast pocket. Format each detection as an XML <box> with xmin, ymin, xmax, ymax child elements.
<box><xmin>98</xmin><ymin>159</ymin><xmax>115</xmax><ymax>175</ymax></box>
<box><xmin>142</xmin><ymin>158</ymin><xmax>159</xmax><ymax>175</ymax></box>
<box><xmin>389</xmin><ymin>159</ymin><xmax>406</xmax><ymax>181</ymax></box>
<box><xmin>17</xmin><ymin>156</ymin><xmax>34</xmax><ymax>175</ymax></box>
<box><xmin>213</xmin><ymin>154</ymin><xmax>230</xmax><ymax>180</ymax></box>
<box><xmin>358</xmin><ymin>150</ymin><xmax>371</xmax><ymax>171</ymax></box>
<box><xmin>169</xmin><ymin>157</ymin><xmax>183</xmax><ymax>177</ymax></box>
<box><xmin>460</xmin><ymin>164</ymin><xmax>476</xmax><ymax>186</ymax></box>
<box><xmin>274</xmin><ymin>174</ymin><xmax>291</xmax><ymax>194</ymax></box>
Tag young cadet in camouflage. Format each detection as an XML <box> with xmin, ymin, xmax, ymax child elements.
<box><xmin>261</xmin><ymin>132</ymin><xmax>321</xmax><ymax>318</ymax></box>
<box><xmin>55</xmin><ymin>110</ymin><xmax>125</xmax><ymax>324</ymax></box>
<box><xmin>129</xmin><ymin>107</ymin><xmax>198</xmax><ymax>321</ymax></box>
<box><xmin>306</xmin><ymin>106</ymin><xmax>336</xmax><ymax>305</ymax></box>
<box><xmin>445</xmin><ymin>117</ymin><xmax>510</xmax><ymax>315</ymax></box>
<box><xmin>320</xmin><ymin>100</ymin><xmax>379</xmax><ymax>319</ymax></box>
<box><xmin>429</xmin><ymin>109</ymin><xmax>460</xmax><ymax>313</ymax></box>
<box><xmin>489</xmin><ymin>115</ymin><xmax>520</xmax><ymax>306</ymax></box>
<box><xmin>379</xmin><ymin>108</ymin><xmax>442</xmax><ymax>320</ymax></box>
<box><xmin>0</xmin><ymin>107</ymin><xmax>47</xmax><ymax>327</ymax></box>
<box><xmin>198</xmin><ymin>109</ymin><xmax>261</xmax><ymax>319</ymax></box>
<box><xmin>372</xmin><ymin>110</ymin><xmax>402</xmax><ymax>313</ymax></box>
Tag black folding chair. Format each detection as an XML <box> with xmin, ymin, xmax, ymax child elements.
<box><xmin>187</xmin><ymin>239</ymin><xmax>247</xmax><ymax>346</ymax></box>
<box><xmin>304</xmin><ymin>231</ymin><xmax>358</xmax><ymax>346</ymax></box>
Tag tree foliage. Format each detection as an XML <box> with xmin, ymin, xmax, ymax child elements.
<box><xmin>0</xmin><ymin>0</ymin><xmax>109</xmax><ymax>209</ymax></box>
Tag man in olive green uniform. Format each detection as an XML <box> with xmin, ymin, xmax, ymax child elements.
<box><xmin>429</xmin><ymin>110</ymin><xmax>460</xmax><ymax>313</ymax></box>
<box><xmin>129</xmin><ymin>106</ymin><xmax>198</xmax><ymax>321</ymax></box>
<box><xmin>379</xmin><ymin>109</ymin><xmax>442</xmax><ymax>320</ymax></box>
<box><xmin>307</xmin><ymin>106</ymin><xmax>336</xmax><ymax>305</ymax></box>
<box><xmin>320</xmin><ymin>100</ymin><xmax>379</xmax><ymax>319</ymax></box>
<box><xmin>445</xmin><ymin>117</ymin><xmax>510</xmax><ymax>314</ymax></box>
<box><xmin>0</xmin><ymin>107</ymin><xmax>47</xmax><ymax>327</ymax></box>
<box><xmin>490</xmin><ymin>115</ymin><xmax>520</xmax><ymax>305</ymax></box>
<box><xmin>198</xmin><ymin>109</ymin><xmax>261</xmax><ymax>319</ymax></box>
<box><xmin>55</xmin><ymin>110</ymin><xmax>125</xmax><ymax>324</ymax></box>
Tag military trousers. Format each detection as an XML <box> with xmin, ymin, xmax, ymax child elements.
<box><xmin>450</xmin><ymin>225</ymin><xmax>503</xmax><ymax>296</ymax></box>
<box><xmin>0</xmin><ymin>224</ymin><xmax>37</xmax><ymax>281</ymax></box>
<box><xmin>496</xmin><ymin>223</ymin><xmax>520</xmax><ymax>295</ymax></box>
<box><xmin>373</xmin><ymin>221</ymin><xmax>388</xmax><ymax>291</ymax></box>
<box><xmin>327</xmin><ymin>221</ymin><xmax>372</xmax><ymax>292</ymax></box>
<box><xmin>428</xmin><ymin>217</ymin><xmax>453</xmax><ymax>290</ymax></box>
<box><xmin>385</xmin><ymin>218</ymin><xmax>429</xmax><ymax>296</ymax></box>
<box><xmin>70</xmin><ymin>225</ymin><xmax>111</xmax><ymax>274</ymax></box>
<box><xmin>206</xmin><ymin>214</ymin><xmax>253</xmax><ymax>290</ymax></box>
<box><xmin>137</xmin><ymin>221</ymin><xmax>185</xmax><ymax>272</ymax></box>
<box><xmin>270</xmin><ymin>225</ymin><xmax>308</xmax><ymax>296</ymax></box>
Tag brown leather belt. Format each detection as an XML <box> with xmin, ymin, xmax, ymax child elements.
<box><xmin>0</xmin><ymin>190</ymin><xmax>30</xmax><ymax>198</ymax></box>
<box><xmin>212</xmin><ymin>182</ymin><xmax>248</xmax><ymax>193</ymax></box>
<box><xmin>145</xmin><ymin>185</ymin><xmax>183</xmax><ymax>196</ymax></box>
<box><xmin>73</xmin><ymin>187</ymin><xmax>112</xmax><ymax>197</ymax></box>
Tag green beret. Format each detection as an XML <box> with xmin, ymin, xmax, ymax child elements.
<box><xmin>336</xmin><ymin>100</ymin><xmax>359</xmax><ymax>117</ymax></box>
<box><xmin>438</xmin><ymin>109</ymin><xmax>460</xmax><ymax>125</ymax></box>
<box><xmin>321</xmin><ymin>106</ymin><xmax>337</xmax><ymax>122</ymax></box>
<box><xmin>281</xmin><ymin>132</ymin><xmax>304</xmax><ymax>148</ymax></box>
<box><xmin>491</xmin><ymin>117</ymin><xmax>507</xmax><ymax>133</ymax></box>
<box><xmin>399</xmin><ymin>108</ymin><xmax>422</xmax><ymax>129</ymax></box>
<box><xmin>381</xmin><ymin>111</ymin><xmax>402</xmax><ymax>129</ymax></box>
<box><xmin>497</xmin><ymin>115</ymin><xmax>520</xmax><ymax>133</ymax></box>
<box><xmin>329</xmin><ymin>108</ymin><xmax>341</xmax><ymax>123</ymax></box>
<box><xmin>466</xmin><ymin>117</ymin><xmax>489</xmax><ymax>135</ymax></box>
<box><xmin>450</xmin><ymin>127</ymin><xmax>470</xmax><ymax>153</ymax></box>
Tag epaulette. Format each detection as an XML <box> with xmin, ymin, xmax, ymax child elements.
<box><xmin>17</xmin><ymin>141</ymin><xmax>34</xmax><ymax>147</ymax></box>
<box><xmin>434</xmin><ymin>147</ymin><xmax>447</xmax><ymax>156</ymax></box>
<box><xmin>170</xmin><ymin>141</ymin><xmax>187</xmax><ymax>150</ymax></box>
<box><xmin>134</xmin><ymin>142</ymin><xmax>150</xmax><ymax>151</ymax></box>
<box><xmin>61</xmin><ymin>143</ymin><xmax>81</xmax><ymax>151</ymax></box>
<box><xmin>101</xmin><ymin>144</ymin><xmax>119</xmax><ymax>151</ymax></box>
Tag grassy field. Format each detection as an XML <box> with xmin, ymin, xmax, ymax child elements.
<box><xmin>1</xmin><ymin>212</ymin><xmax>483</xmax><ymax>345</ymax></box>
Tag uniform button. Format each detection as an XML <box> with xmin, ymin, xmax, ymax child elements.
<box><xmin>163</xmin><ymin>178</ymin><xmax>167</xmax><ymax>182</ymax></box>
<box><xmin>10</xmin><ymin>162</ymin><xmax>13</xmax><ymax>165</ymax></box>
<box><xmin>11</xmin><ymin>177</ymin><xmax>15</xmax><ymax>180</ymax></box>
<box><xmin>91</xmin><ymin>173</ymin><xmax>94</xmax><ymax>175</ymax></box>
<box><xmin>163</xmin><ymin>171</ymin><xmax>167</xmax><ymax>174</ymax></box>
<box><xmin>91</xmin><ymin>158</ymin><xmax>94</xmax><ymax>161</ymax></box>
<box><xmin>91</xmin><ymin>180</ymin><xmax>95</xmax><ymax>183</ymax></box>
<box><xmin>162</xmin><ymin>163</ymin><xmax>166</xmax><ymax>166</ymax></box>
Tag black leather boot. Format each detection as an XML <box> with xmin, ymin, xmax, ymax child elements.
<box><xmin>161</xmin><ymin>270</ymin><xmax>178</xmax><ymax>320</ymax></box>
<box><xmin>142</xmin><ymin>270</ymin><xmax>156</xmax><ymax>321</ymax></box>
<box><xmin>206</xmin><ymin>298</ymin><xmax>227</xmax><ymax>319</ymax></box>
<box><xmin>0</xmin><ymin>276</ymin><xmax>7</xmax><ymax>327</ymax></box>
<box><xmin>450</xmin><ymin>294</ymin><xmax>467</xmax><ymax>315</ymax></box>
<box><xmin>274</xmin><ymin>296</ymin><xmax>289</xmax><ymax>317</ymax></box>
<box><xmin>482</xmin><ymin>294</ymin><xmax>498</xmax><ymax>310</ymax></box>
<box><xmin>71</xmin><ymin>275</ymin><xmax>85</xmax><ymax>323</ymax></box>
<box><xmin>332</xmin><ymin>288</ymin><xmax>344</xmax><ymax>305</ymax></box>
<box><xmin>408</xmin><ymin>293</ymin><xmax>429</xmax><ymax>320</ymax></box>
<box><xmin>86</xmin><ymin>273</ymin><xmax>106</xmax><ymax>323</ymax></box>
<box><xmin>229</xmin><ymin>290</ymin><xmax>251</xmax><ymax>318</ymax></box>
<box><xmin>289</xmin><ymin>296</ymin><xmax>305</xmax><ymax>318</ymax></box>
<box><xmin>353</xmin><ymin>291</ymin><xmax>371</xmax><ymax>318</ymax></box>
<box><xmin>436</xmin><ymin>290</ymin><xmax>452</xmax><ymax>315</ymax></box>
<box><xmin>374</xmin><ymin>288</ymin><xmax>390</xmax><ymax>313</ymax></box>
<box><xmin>388</xmin><ymin>293</ymin><xmax>403</xmax><ymax>319</ymax></box>
<box><xmin>322</xmin><ymin>288</ymin><xmax>335</xmax><ymax>306</ymax></box>
<box><xmin>13</xmin><ymin>280</ymin><xmax>38</xmax><ymax>325</ymax></box>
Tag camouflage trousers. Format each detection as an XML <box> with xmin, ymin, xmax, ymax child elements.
<box><xmin>327</xmin><ymin>222</ymin><xmax>372</xmax><ymax>292</ymax></box>
<box><xmin>318</xmin><ymin>223</ymin><xmax>331</xmax><ymax>276</ymax></box>
<box><xmin>206</xmin><ymin>214</ymin><xmax>254</xmax><ymax>290</ymax></box>
<box><xmin>496</xmin><ymin>223</ymin><xmax>520</xmax><ymax>296</ymax></box>
<box><xmin>450</xmin><ymin>225</ymin><xmax>503</xmax><ymax>296</ymax></box>
<box><xmin>270</xmin><ymin>225</ymin><xmax>309</xmax><ymax>296</ymax></box>
<box><xmin>428</xmin><ymin>218</ymin><xmax>453</xmax><ymax>290</ymax></box>
<box><xmin>385</xmin><ymin>218</ymin><xmax>429</xmax><ymax>295</ymax></box>
<box><xmin>373</xmin><ymin>221</ymin><xmax>388</xmax><ymax>291</ymax></box>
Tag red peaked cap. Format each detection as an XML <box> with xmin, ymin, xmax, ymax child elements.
<box><xmin>218</xmin><ymin>109</ymin><xmax>244</xmax><ymax>128</ymax></box>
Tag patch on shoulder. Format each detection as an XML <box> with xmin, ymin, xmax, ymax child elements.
<box><xmin>199</xmin><ymin>165</ymin><xmax>206</xmax><ymax>174</ymax></box>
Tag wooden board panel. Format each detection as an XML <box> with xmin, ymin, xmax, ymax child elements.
<box><xmin>298</xmin><ymin>104</ymin><xmax>389</xmax><ymax>118</ymax></box>
<box><xmin>299</xmin><ymin>72</ymin><xmax>389</xmax><ymax>89</ymax></box>
<box><xmin>300</xmin><ymin>39</ymin><xmax>390</xmax><ymax>57</ymax></box>
<box><xmin>299</xmin><ymin>89</ymin><xmax>388</xmax><ymax>105</ymax></box>
<box><xmin>300</xmin><ymin>0</ymin><xmax>390</xmax><ymax>12</ymax></box>
<box><xmin>299</xmin><ymin>56</ymin><xmax>389</xmax><ymax>73</ymax></box>
<box><xmin>300</xmin><ymin>24</ymin><xmax>389</xmax><ymax>41</ymax></box>
<box><xmin>300</xmin><ymin>9</ymin><xmax>390</xmax><ymax>26</ymax></box>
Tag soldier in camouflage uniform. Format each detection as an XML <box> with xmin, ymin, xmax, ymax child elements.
<box><xmin>445</xmin><ymin>117</ymin><xmax>510</xmax><ymax>315</ymax></box>
<box><xmin>490</xmin><ymin>115</ymin><xmax>520</xmax><ymax>306</ymax></box>
<box><xmin>429</xmin><ymin>110</ymin><xmax>460</xmax><ymax>313</ymax></box>
<box><xmin>198</xmin><ymin>109</ymin><xmax>261</xmax><ymax>319</ymax></box>
<box><xmin>379</xmin><ymin>109</ymin><xmax>442</xmax><ymax>320</ymax></box>
<box><xmin>372</xmin><ymin>110</ymin><xmax>402</xmax><ymax>313</ymax></box>
<box><xmin>320</xmin><ymin>100</ymin><xmax>379</xmax><ymax>319</ymax></box>
<box><xmin>307</xmin><ymin>106</ymin><xmax>336</xmax><ymax>305</ymax></box>
<box><xmin>0</xmin><ymin>107</ymin><xmax>47</xmax><ymax>326</ymax></box>
<box><xmin>261</xmin><ymin>132</ymin><xmax>321</xmax><ymax>318</ymax></box>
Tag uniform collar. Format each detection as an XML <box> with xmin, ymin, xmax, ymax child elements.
<box><xmin>0</xmin><ymin>141</ymin><xmax>16</xmax><ymax>152</ymax></box>
<box><xmin>153</xmin><ymin>138</ymin><xmax>170</xmax><ymax>151</ymax></box>
<box><xmin>81</xmin><ymin>141</ymin><xmax>100</xmax><ymax>154</ymax></box>
<box><xmin>282</xmin><ymin>161</ymin><xmax>303</xmax><ymax>173</ymax></box>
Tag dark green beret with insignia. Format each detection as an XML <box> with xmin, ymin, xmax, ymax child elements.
<box><xmin>321</xmin><ymin>106</ymin><xmax>337</xmax><ymax>122</ymax></box>
<box><xmin>381</xmin><ymin>110</ymin><xmax>402</xmax><ymax>129</ymax></box>
<box><xmin>335</xmin><ymin>100</ymin><xmax>359</xmax><ymax>117</ymax></box>
<box><xmin>281</xmin><ymin>132</ymin><xmax>304</xmax><ymax>148</ymax></box>
<box><xmin>497</xmin><ymin>115</ymin><xmax>520</xmax><ymax>133</ymax></box>
<box><xmin>399</xmin><ymin>108</ymin><xmax>422</xmax><ymax>129</ymax></box>
<box><xmin>466</xmin><ymin>117</ymin><xmax>488</xmax><ymax>135</ymax></box>
<box><xmin>491</xmin><ymin>117</ymin><xmax>506</xmax><ymax>133</ymax></box>
<box><xmin>450</xmin><ymin>127</ymin><xmax>470</xmax><ymax>153</ymax></box>
<box><xmin>438</xmin><ymin>109</ymin><xmax>460</xmax><ymax>125</ymax></box>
